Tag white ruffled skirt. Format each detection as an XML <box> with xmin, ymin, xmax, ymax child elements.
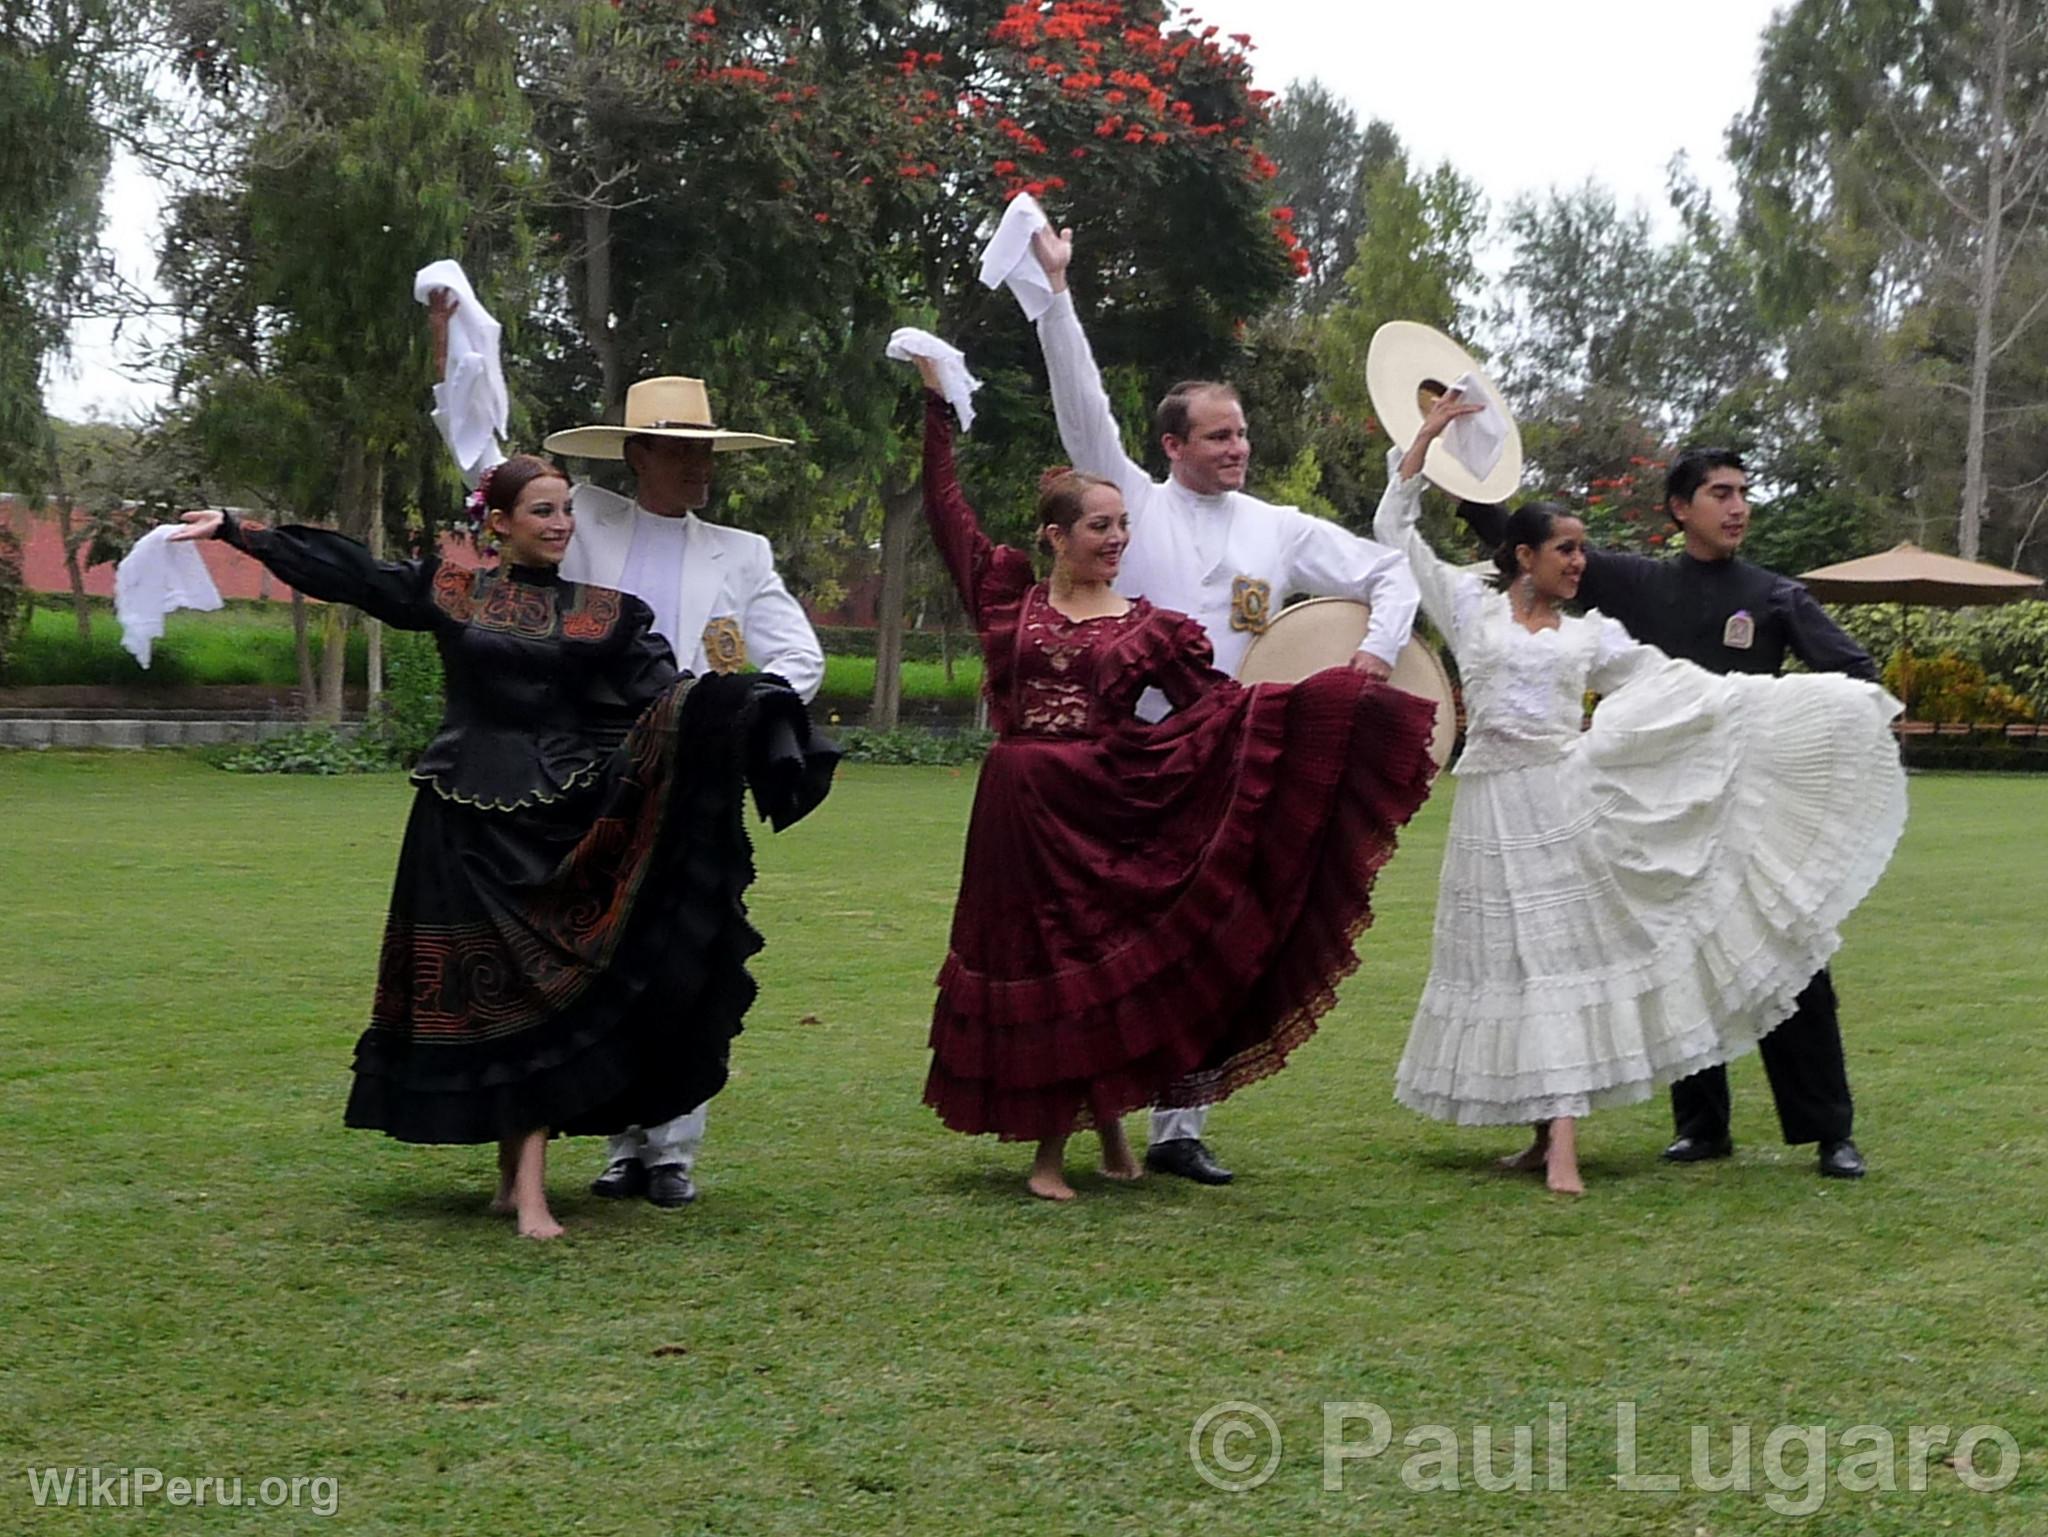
<box><xmin>1394</xmin><ymin>662</ymin><xmax>1907</xmax><ymax>1126</ymax></box>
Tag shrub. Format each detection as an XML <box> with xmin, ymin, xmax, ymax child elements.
<box><xmin>207</xmin><ymin>725</ymin><xmax>397</xmax><ymax>775</ymax></box>
<box><xmin>1882</xmin><ymin>650</ymin><xmax>2034</xmax><ymax>725</ymax></box>
<box><xmin>1833</xmin><ymin>600</ymin><xmax>2048</xmax><ymax>706</ymax></box>
<box><xmin>365</xmin><ymin>630</ymin><xmax>444</xmax><ymax>766</ymax></box>
<box><xmin>836</xmin><ymin>726</ymin><xmax>993</xmax><ymax>766</ymax></box>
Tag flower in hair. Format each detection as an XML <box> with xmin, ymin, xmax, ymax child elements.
<box><xmin>464</xmin><ymin>464</ymin><xmax>498</xmax><ymax>539</ymax></box>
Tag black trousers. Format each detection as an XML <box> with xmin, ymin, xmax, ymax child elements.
<box><xmin>1670</xmin><ymin>970</ymin><xmax>1853</xmax><ymax>1146</ymax></box>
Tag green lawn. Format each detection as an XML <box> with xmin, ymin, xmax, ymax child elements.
<box><xmin>1</xmin><ymin>755</ymin><xmax>2042</xmax><ymax>1534</ymax></box>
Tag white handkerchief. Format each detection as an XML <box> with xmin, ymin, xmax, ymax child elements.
<box><xmin>886</xmin><ymin>328</ymin><xmax>983</xmax><ymax>433</ymax></box>
<box><xmin>976</xmin><ymin>194</ymin><xmax>1055</xmax><ymax>320</ymax></box>
<box><xmin>414</xmin><ymin>258</ymin><xmax>508</xmax><ymax>482</ymax></box>
<box><xmin>115</xmin><ymin>524</ymin><xmax>224</xmax><ymax>668</ymax></box>
<box><xmin>1442</xmin><ymin>370</ymin><xmax>1507</xmax><ymax>480</ymax></box>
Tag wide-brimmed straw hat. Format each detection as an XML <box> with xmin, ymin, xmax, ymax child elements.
<box><xmin>1365</xmin><ymin>322</ymin><xmax>1522</xmax><ymax>503</ymax></box>
<box><xmin>542</xmin><ymin>376</ymin><xmax>793</xmax><ymax>459</ymax></box>
<box><xmin>1237</xmin><ymin>597</ymin><xmax>1459</xmax><ymax>767</ymax></box>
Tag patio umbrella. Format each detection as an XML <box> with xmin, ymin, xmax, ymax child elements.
<box><xmin>1799</xmin><ymin>542</ymin><xmax>2044</xmax><ymax>606</ymax></box>
<box><xmin>1799</xmin><ymin>542</ymin><xmax>2043</xmax><ymax>717</ymax></box>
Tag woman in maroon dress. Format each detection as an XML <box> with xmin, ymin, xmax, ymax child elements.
<box><xmin>909</xmin><ymin>365</ymin><xmax>1440</xmax><ymax>1200</ymax></box>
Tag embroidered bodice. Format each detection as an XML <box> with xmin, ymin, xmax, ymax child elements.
<box><xmin>221</xmin><ymin>515</ymin><xmax>676</xmax><ymax>809</ymax></box>
<box><xmin>919</xmin><ymin>395</ymin><xmax>1230</xmax><ymax>739</ymax></box>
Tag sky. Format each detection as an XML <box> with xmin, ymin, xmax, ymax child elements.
<box><xmin>47</xmin><ymin>0</ymin><xmax>1789</xmax><ymax>423</ymax></box>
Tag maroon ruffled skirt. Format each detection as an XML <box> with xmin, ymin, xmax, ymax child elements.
<box><xmin>924</xmin><ymin>671</ymin><xmax>1439</xmax><ymax>1140</ymax></box>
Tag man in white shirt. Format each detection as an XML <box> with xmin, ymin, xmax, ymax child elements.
<box><xmin>1028</xmin><ymin>228</ymin><xmax>1421</xmax><ymax>1186</ymax></box>
<box><xmin>428</xmin><ymin>294</ymin><xmax>824</xmax><ymax>1208</ymax></box>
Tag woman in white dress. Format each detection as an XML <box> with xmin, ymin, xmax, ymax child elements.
<box><xmin>1376</xmin><ymin>395</ymin><xmax>1907</xmax><ymax>1194</ymax></box>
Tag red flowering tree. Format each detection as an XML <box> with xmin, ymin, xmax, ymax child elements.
<box><xmin>514</xmin><ymin>0</ymin><xmax>1299</xmax><ymax>720</ymax></box>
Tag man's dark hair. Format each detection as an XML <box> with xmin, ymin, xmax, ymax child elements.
<box><xmin>1664</xmin><ymin>447</ymin><xmax>1745</xmax><ymax>512</ymax></box>
<box><xmin>1153</xmin><ymin>380</ymin><xmax>1241</xmax><ymax>444</ymax></box>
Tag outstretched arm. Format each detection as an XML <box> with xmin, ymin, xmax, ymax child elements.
<box><xmin>1030</xmin><ymin>227</ymin><xmax>1155</xmax><ymax>508</ymax></box>
<box><xmin>1778</xmin><ymin>581</ymin><xmax>1879</xmax><ymax>681</ymax></box>
<box><xmin>171</xmin><ymin>510</ymin><xmax>442</xmax><ymax>630</ymax></box>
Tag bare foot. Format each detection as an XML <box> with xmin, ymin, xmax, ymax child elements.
<box><xmin>518</xmin><ymin>1211</ymin><xmax>566</xmax><ymax>1239</ymax></box>
<box><xmin>1096</xmin><ymin>1120</ymin><xmax>1142</xmax><ymax>1182</ymax></box>
<box><xmin>489</xmin><ymin>1190</ymin><xmax>517</xmax><ymax>1216</ymax></box>
<box><xmin>1543</xmin><ymin>1118</ymin><xmax>1582</xmax><ymax>1195</ymax></box>
<box><xmin>1026</xmin><ymin>1169</ymin><xmax>1077</xmax><ymax>1202</ymax></box>
<box><xmin>1497</xmin><ymin>1141</ymin><xmax>1548</xmax><ymax>1174</ymax></box>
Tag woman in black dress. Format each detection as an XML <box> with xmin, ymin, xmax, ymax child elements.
<box><xmin>174</xmin><ymin>455</ymin><xmax>834</xmax><ymax>1237</ymax></box>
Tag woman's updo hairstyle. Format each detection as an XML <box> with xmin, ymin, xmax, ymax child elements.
<box><xmin>484</xmin><ymin>454</ymin><xmax>569</xmax><ymax>515</ymax></box>
<box><xmin>1035</xmin><ymin>465</ymin><xmax>1118</xmax><ymax>557</ymax></box>
<box><xmin>1489</xmin><ymin>499</ymin><xmax>1572</xmax><ymax>590</ymax></box>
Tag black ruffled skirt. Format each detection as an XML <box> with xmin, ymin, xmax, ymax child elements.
<box><xmin>343</xmin><ymin>673</ymin><xmax>837</xmax><ymax>1144</ymax></box>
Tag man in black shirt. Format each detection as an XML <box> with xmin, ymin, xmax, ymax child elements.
<box><xmin>1460</xmin><ymin>448</ymin><xmax>1877</xmax><ymax>1178</ymax></box>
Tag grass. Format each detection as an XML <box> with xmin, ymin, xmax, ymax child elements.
<box><xmin>3</xmin><ymin>601</ymin><xmax>983</xmax><ymax>703</ymax></box>
<box><xmin>0</xmin><ymin>756</ymin><xmax>2042</xmax><ymax>1535</ymax></box>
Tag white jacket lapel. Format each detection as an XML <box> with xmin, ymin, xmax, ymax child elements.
<box><xmin>671</xmin><ymin>514</ymin><xmax>726</xmax><ymax>670</ymax></box>
<box><xmin>565</xmin><ymin>483</ymin><xmax>635</xmax><ymax>589</ymax></box>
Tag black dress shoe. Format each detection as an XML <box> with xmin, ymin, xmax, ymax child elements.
<box><xmin>1662</xmin><ymin>1133</ymin><xmax>1734</xmax><ymax>1163</ymax></box>
<box><xmin>1818</xmin><ymin>1139</ymin><xmax>1867</xmax><ymax>1179</ymax></box>
<box><xmin>645</xmin><ymin>1164</ymin><xmax>698</xmax><ymax>1208</ymax></box>
<box><xmin>590</xmin><ymin>1159</ymin><xmax>648</xmax><ymax>1199</ymax></box>
<box><xmin>1143</xmin><ymin>1138</ymin><xmax>1234</xmax><ymax>1185</ymax></box>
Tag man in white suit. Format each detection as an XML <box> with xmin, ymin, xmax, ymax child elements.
<box><xmin>428</xmin><ymin>295</ymin><xmax>824</xmax><ymax>1208</ymax></box>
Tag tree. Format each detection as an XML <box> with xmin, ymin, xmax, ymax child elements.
<box><xmin>506</xmin><ymin>0</ymin><xmax>1300</xmax><ymax>723</ymax></box>
<box><xmin>1261</xmin><ymin>78</ymin><xmax>1400</xmax><ymax>315</ymax></box>
<box><xmin>163</xmin><ymin>0</ymin><xmax>535</xmax><ymax>718</ymax></box>
<box><xmin>1321</xmin><ymin>152</ymin><xmax>1486</xmax><ymax>419</ymax></box>
<box><xmin>1734</xmin><ymin>0</ymin><xmax>2048</xmax><ymax>562</ymax></box>
<box><xmin>0</xmin><ymin>0</ymin><xmax>138</xmax><ymax>494</ymax></box>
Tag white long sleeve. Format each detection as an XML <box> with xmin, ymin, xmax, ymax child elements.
<box><xmin>1033</xmin><ymin>289</ymin><xmax>1155</xmax><ymax>509</ymax></box>
<box><xmin>1373</xmin><ymin>452</ymin><xmax>1483</xmax><ymax>645</ymax></box>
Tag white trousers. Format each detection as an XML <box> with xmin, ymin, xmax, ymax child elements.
<box><xmin>603</xmin><ymin>1104</ymin><xmax>707</xmax><ymax>1172</ymax></box>
<box><xmin>1149</xmin><ymin>1104</ymin><xmax>1210</xmax><ymax>1146</ymax></box>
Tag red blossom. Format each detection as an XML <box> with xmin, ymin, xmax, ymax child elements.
<box><xmin>993</xmin><ymin>159</ymin><xmax>1018</xmax><ymax>175</ymax></box>
<box><xmin>814</xmin><ymin>212</ymin><xmax>830</xmax><ymax>223</ymax></box>
<box><xmin>693</xmin><ymin>6</ymin><xmax>717</xmax><ymax>23</ymax></box>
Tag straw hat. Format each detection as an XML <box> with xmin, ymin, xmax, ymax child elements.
<box><xmin>1364</xmin><ymin>322</ymin><xmax>1522</xmax><ymax>503</ymax></box>
<box><xmin>542</xmin><ymin>376</ymin><xmax>793</xmax><ymax>459</ymax></box>
<box><xmin>1237</xmin><ymin>597</ymin><xmax>1459</xmax><ymax>767</ymax></box>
